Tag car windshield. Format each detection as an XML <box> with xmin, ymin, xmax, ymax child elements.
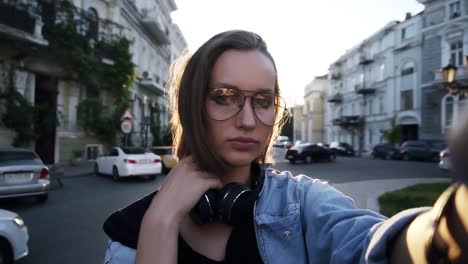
<box><xmin>0</xmin><ymin>151</ymin><xmax>42</xmax><ymax>166</ymax></box>
<box><xmin>121</xmin><ymin>147</ymin><xmax>148</xmax><ymax>155</ymax></box>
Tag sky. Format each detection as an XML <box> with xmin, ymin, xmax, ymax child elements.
<box><xmin>171</xmin><ymin>0</ymin><xmax>425</xmax><ymax>105</ymax></box>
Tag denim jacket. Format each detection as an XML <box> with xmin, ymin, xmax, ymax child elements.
<box><xmin>104</xmin><ymin>168</ymin><xmax>426</xmax><ymax>264</ymax></box>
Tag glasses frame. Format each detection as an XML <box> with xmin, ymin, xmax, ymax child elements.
<box><xmin>205</xmin><ymin>87</ymin><xmax>289</xmax><ymax>127</ymax></box>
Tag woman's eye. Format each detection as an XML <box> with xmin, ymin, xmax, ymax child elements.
<box><xmin>254</xmin><ymin>95</ymin><xmax>274</xmax><ymax>108</ymax></box>
<box><xmin>213</xmin><ymin>95</ymin><xmax>230</xmax><ymax>105</ymax></box>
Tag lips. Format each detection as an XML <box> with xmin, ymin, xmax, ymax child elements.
<box><xmin>228</xmin><ymin>137</ymin><xmax>258</xmax><ymax>151</ymax></box>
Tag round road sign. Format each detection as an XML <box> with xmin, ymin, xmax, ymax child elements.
<box><xmin>121</xmin><ymin>120</ymin><xmax>132</xmax><ymax>134</ymax></box>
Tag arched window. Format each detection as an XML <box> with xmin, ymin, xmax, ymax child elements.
<box><xmin>445</xmin><ymin>97</ymin><xmax>454</xmax><ymax>127</ymax></box>
<box><xmin>441</xmin><ymin>94</ymin><xmax>458</xmax><ymax>132</ymax></box>
<box><xmin>86</xmin><ymin>8</ymin><xmax>99</xmax><ymax>40</ymax></box>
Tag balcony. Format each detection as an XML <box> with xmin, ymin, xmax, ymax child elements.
<box><xmin>331</xmin><ymin>72</ymin><xmax>341</xmax><ymax>80</ymax></box>
<box><xmin>332</xmin><ymin>115</ymin><xmax>363</xmax><ymax>128</ymax></box>
<box><xmin>140</xmin><ymin>8</ymin><xmax>170</xmax><ymax>45</ymax></box>
<box><xmin>138</xmin><ymin>72</ymin><xmax>165</xmax><ymax>95</ymax></box>
<box><xmin>0</xmin><ymin>0</ymin><xmax>48</xmax><ymax>46</ymax></box>
<box><xmin>359</xmin><ymin>55</ymin><xmax>374</xmax><ymax>65</ymax></box>
<box><xmin>355</xmin><ymin>83</ymin><xmax>376</xmax><ymax>95</ymax></box>
<box><xmin>328</xmin><ymin>93</ymin><xmax>342</xmax><ymax>103</ymax></box>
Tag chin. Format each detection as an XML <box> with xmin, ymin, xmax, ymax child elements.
<box><xmin>223</xmin><ymin>152</ymin><xmax>258</xmax><ymax>167</ymax></box>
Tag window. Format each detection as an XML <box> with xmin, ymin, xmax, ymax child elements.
<box><xmin>86</xmin><ymin>8</ymin><xmax>99</xmax><ymax>39</ymax></box>
<box><xmin>369</xmin><ymin>129</ymin><xmax>373</xmax><ymax>145</ymax></box>
<box><xmin>401</xmin><ymin>65</ymin><xmax>414</xmax><ymax>76</ymax></box>
<box><xmin>379</xmin><ymin>97</ymin><xmax>384</xmax><ymax>113</ymax></box>
<box><xmin>445</xmin><ymin>96</ymin><xmax>454</xmax><ymax>127</ymax></box>
<box><xmin>449</xmin><ymin>1</ymin><xmax>461</xmax><ymax>18</ymax></box>
<box><xmin>368</xmin><ymin>99</ymin><xmax>373</xmax><ymax>115</ymax></box>
<box><xmin>450</xmin><ymin>40</ymin><xmax>464</xmax><ymax>66</ymax></box>
<box><xmin>401</xmin><ymin>25</ymin><xmax>415</xmax><ymax>40</ymax></box>
<box><xmin>379</xmin><ymin>64</ymin><xmax>385</xmax><ymax>81</ymax></box>
<box><xmin>401</xmin><ymin>90</ymin><xmax>413</xmax><ymax>110</ymax></box>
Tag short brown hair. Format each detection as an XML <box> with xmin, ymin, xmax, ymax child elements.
<box><xmin>168</xmin><ymin>30</ymin><xmax>288</xmax><ymax>174</ymax></box>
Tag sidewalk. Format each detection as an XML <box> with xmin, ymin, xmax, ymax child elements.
<box><xmin>332</xmin><ymin>177</ymin><xmax>452</xmax><ymax>213</ymax></box>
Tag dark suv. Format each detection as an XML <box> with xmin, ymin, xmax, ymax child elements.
<box><xmin>285</xmin><ymin>143</ymin><xmax>336</xmax><ymax>164</ymax></box>
<box><xmin>371</xmin><ymin>143</ymin><xmax>401</xmax><ymax>160</ymax></box>
<box><xmin>399</xmin><ymin>141</ymin><xmax>438</xmax><ymax>161</ymax></box>
<box><xmin>329</xmin><ymin>142</ymin><xmax>355</xmax><ymax>156</ymax></box>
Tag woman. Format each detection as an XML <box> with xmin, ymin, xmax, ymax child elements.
<box><xmin>103</xmin><ymin>30</ymin><xmax>467</xmax><ymax>263</ymax></box>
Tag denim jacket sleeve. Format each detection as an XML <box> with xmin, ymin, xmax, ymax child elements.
<box><xmin>301</xmin><ymin>179</ymin><xmax>426</xmax><ymax>264</ymax></box>
<box><xmin>104</xmin><ymin>240</ymin><xmax>136</xmax><ymax>264</ymax></box>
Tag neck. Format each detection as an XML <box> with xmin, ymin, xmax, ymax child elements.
<box><xmin>219</xmin><ymin>164</ymin><xmax>252</xmax><ymax>186</ymax></box>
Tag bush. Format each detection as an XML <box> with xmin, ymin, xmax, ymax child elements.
<box><xmin>378</xmin><ymin>182</ymin><xmax>451</xmax><ymax>217</ymax></box>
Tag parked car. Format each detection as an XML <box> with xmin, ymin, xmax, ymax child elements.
<box><xmin>329</xmin><ymin>142</ymin><xmax>355</xmax><ymax>156</ymax></box>
<box><xmin>285</xmin><ymin>143</ymin><xmax>336</xmax><ymax>164</ymax></box>
<box><xmin>95</xmin><ymin>147</ymin><xmax>162</xmax><ymax>181</ymax></box>
<box><xmin>0</xmin><ymin>148</ymin><xmax>50</xmax><ymax>203</ymax></box>
<box><xmin>371</xmin><ymin>143</ymin><xmax>401</xmax><ymax>160</ymax></box>
<box><xmin>150</xmin><ymin>146</ymin><xmax>178</xmax><ymax>174</ymax></box>
<box><xmin>273</xmin><ymin>136</ymin><xmax>292</xmax><ymax>148</ymax></box>
<box><xmin>439</xmin><ymin>148</ymin><xmax>451</xmax><ymax>171</ymax></box>
<box><xmin>0</xmin><ymin>209</ymin><xmax>28</xmax><ymax>264</ymax></box>
<box><xmin>399</xmin><ymin>141</ymin><xmax>438</xmax><ymax>161</ymax></box>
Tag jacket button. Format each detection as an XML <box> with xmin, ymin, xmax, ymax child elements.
<box><xmin>284</xmin><ymin>231</ymin><xmax>291</xmax><ymax>240</ymax></box>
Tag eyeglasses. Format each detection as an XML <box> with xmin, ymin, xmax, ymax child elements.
<box><xmin>205</xmin><ymin>87</ymin><xmax>288</xmax><ymax>126</ymax></box>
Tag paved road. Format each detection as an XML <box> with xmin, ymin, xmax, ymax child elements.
<box><xmin>271</xmin><ymin>148</ymin><xmax>445</xmax><ymax>184</ymax></box>
<box><xmin>0</xmin><ymin>152</ymin><xmax>447</xmax><ymax>264</ymax></box>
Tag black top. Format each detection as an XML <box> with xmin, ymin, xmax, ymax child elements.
<box><xmin>103</xmin><ymin>191</ymin><xmax>263</xmax><ymax>264</ymax></box>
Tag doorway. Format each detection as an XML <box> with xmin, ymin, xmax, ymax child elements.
<box><xmin>34</xmin><ymin>74</ymin><xmax>57</xmax><ymax>164</ymax></box>
<box><xmin>400</xmin><ymin>124</ymin><xmax>418</xmax><ymax>143</ymax></box>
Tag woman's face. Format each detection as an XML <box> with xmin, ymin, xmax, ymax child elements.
<box><xmin>206</xmin><ymin>49</ymin><xmax>276</xmax><ymax>168</ymax></box>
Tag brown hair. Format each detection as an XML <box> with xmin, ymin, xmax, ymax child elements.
<box><xmin>167</xmin><ymin>30</ymin><xmax>288</xmax><ymax>174</ymax></box>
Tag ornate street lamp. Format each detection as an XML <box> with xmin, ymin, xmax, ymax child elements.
<box><xmin>441</xmin><ymin>62</ymin><xmax>468</xmax><ymax>97</ymax></box>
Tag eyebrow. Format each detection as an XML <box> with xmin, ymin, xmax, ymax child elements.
<box><xmin>212</xmin><ymin>82</ymin><xmax>275</xmax><ymax>93</ymax></box>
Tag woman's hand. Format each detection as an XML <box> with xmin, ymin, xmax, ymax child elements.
<box><xmin>136</xmin><ymin>156</ymin><xmax>222</xmax><ymax>264</ymax></box>
<box><xmin>147</xmin><ymin>156</ymin><xmax>223</xmax><ymax>225</ymax></box>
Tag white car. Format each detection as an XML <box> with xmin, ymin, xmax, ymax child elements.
<box><xmin>95</xmin><ymin>147</ymin><xmax>162</xmax><ymax>181</ymax></box>
<box><xmin>439</xmin><ymin>148</ymin><xmax>451</xmax><ymax>171</ymax></box>
<box><xmin>0</xmin><ymin>209</ymin><xmax>28</xmax><ymax>263</ymax></box>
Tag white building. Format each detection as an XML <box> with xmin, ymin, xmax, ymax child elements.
<box><xmin>302</xmin><ymin>75</ymin><xmax>328</xmax><ymax>143</ymax></box>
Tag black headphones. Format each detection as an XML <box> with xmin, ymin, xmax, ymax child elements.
<box><xmin>190</xmin><ymin>163</ymin><xmax>267</xmax><ymax>227</ymax></box>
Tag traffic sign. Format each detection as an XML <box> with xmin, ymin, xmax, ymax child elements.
<box><xmin>121</xmin><ymin>120</ymin><xmax>132</xmax><ymax>134</ymax></box>
<box><xmin>120</xmin><ymin>108</ymin><xmax>134</xmax><ymax>121</ymax></box>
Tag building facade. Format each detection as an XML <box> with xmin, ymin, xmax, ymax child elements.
<box><xmin>327</xmin><ymin>21</ymin><xmax>400</xmax><ymax>154</ymax></box>
<box><xmin>302</xmin><ymin>75</ymin><xmax>327</xmax><ymax>144</ymax></box>
<box><xmin>418</xmin><ymin>0</ymin><xmax>468</xmax><ymax>145</ymax></box>
<box><xmin>0</xmin><ymin>0</ymin><xmax>186</xmax><ymax>164</ymax></box>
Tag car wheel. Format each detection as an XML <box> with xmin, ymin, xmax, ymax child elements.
<box><xmin>328</xmin><ymin>154</ymin><xmax>336</xmax><ymax>162</ymax></box>
<box><xmin>305</xmin><ymin>156</ymin><xmax>312</xmax><ymax>164</ymax></box>
<box><xmin>147</xmin><ymin>175</ymin><xmax>157</xmax><ymax>181</ymax></box>
<box><xmin>403</xmin><ymin>153</ymin><xmax>410</xmax><ymax>161</ymax></box>
<box><xmin>112</xmin><ymin>167</ymin><xmax>120</xmax><ymax>181</ymax></box>
<box><xmin>0</xmin><ymin>238</ymin><xmax>13</xmax><ymax>264</ymax></box>
<box><xmin>161</xmin><ymin>163</ymin><xmax>169</xmax><ymax>174</ymax></box>
<box><xmin>36</xmin><ymin>193</ymin><xmax>48</xmax><ymax>203</ymax></box>
<box><xmin>289</xmin><ymin>159</ymin><xmax>296</xmax><ymax>164</ymax></box>
<box><xmin>384</xmin><ymin>154</ymin><xmax>391</xmax><ymax>160</ymax></box>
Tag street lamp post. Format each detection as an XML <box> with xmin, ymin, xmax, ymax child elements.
<box><xmin>441</xmin><ymin>62</ymin><xmax>468</xmax><ymax>97</ymax></box>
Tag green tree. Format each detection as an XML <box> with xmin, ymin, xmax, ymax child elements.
<box><xmin>381</xmin><ymin>117</ymin><xmax>402</xmax><ymax>145</ymax></box>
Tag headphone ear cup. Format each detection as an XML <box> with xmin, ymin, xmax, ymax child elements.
<box><xmin>191</xmin><ymin>189</ymin><xmax>217</xmax><ymax>225</ymax></box>
<box><xmin>217</xmin><ymin>183</ymin><xmax>256</xmax><ymax>226</ymax></box>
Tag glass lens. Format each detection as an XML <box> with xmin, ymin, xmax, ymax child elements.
<box><xmin>206</xmin><ymin>88</ymin><xmax>244</xmax><ymax>121</ymax></box>
<box><xmin>253</xmin><ymin>94</ymin><xmax>287</xmax><ymax>126</ymax></box>
<box><xmin>206</xmin><ymin>88</ymin><xmax>288</xmax><ymax>126</ymax></box>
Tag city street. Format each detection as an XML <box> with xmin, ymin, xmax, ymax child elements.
<box><xmin>1</xmin><ymin>150</ymin><xmax>446</xmax><ymax>264</ymax></box>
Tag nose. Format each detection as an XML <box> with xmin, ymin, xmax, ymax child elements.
<box><xmin>235</xmin><ymin>97</ymin><xmax>257</xmax><ymax>129</ymax></box>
